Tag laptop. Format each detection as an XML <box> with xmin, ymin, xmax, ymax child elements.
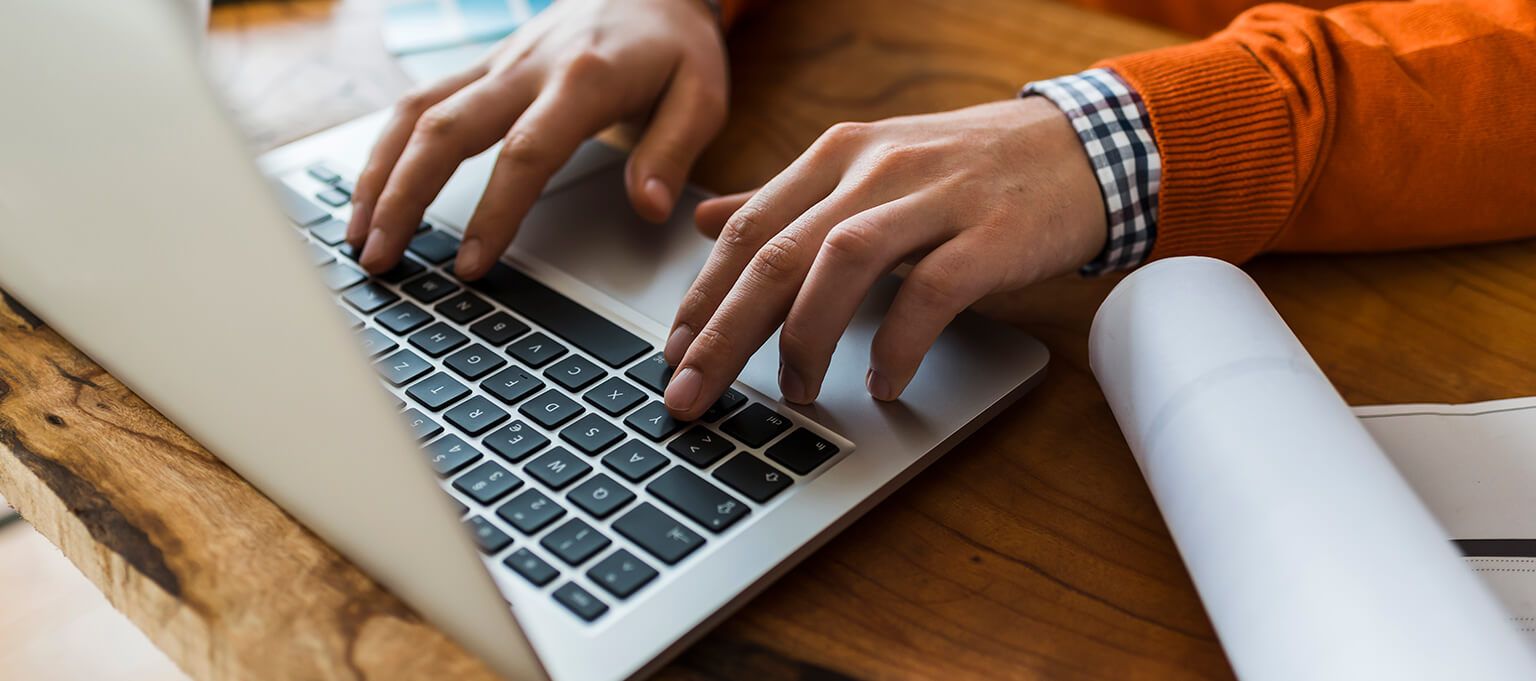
<box><xmin>0</xmin><ymin>1</ymin><xmax>1048</xmax><ymax>679</ymax></box>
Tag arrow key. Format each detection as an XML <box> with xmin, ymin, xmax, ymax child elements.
<box><xmin>667</xmin><ymin>426</ymin><xmax>733</xmax><ymax>468</ymax></box>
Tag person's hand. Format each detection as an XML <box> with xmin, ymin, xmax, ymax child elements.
<box><xmin>661</xmin><ymin>97</ymin><xmax>1107</xmax><ymax>418</ymax></box>
<box><xmin>347</xmin><ymin>0</ymin><xmax>728</xmax><ymax>279</ymax></box>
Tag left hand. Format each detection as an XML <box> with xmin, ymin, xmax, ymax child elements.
<box><xmin>661</xmin><ymin>97</ymin><xmax>1107</xmax><ymax>419</ymax></box>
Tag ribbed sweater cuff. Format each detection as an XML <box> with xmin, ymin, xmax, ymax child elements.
<box><xmin>1098</xmin><ymin>40</ymin><xmax>1296</xmax><ymax>264</ymax></box>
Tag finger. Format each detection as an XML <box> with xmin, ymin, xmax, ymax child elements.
<box><xmin>777</xmin><ymin>192</ymin><xmax>953</xmax><ymax>403</ymax></box>
<box><xmin>868</xmin><ymin>230</ymin><xmax>1003</xmax><ymax>401</ymax></box>
<box><xmin>453</xmin><ymin>77</ymin><xmax>618</xmax><ymax>280</ymax></box>
<box><xmin>358</xmin><ymin>72</ymin><xmax>537</xmax><ymax>273</ymax></box>
<box><xmin>694</xmin><ymin>190</ymin><xmax>755</xmax><ymax>238</ymax></box>
<box><xmin>347</xmin><ymin>66</ymin><xmax>487</xmax><ymax>248</ymax></box>
<box><xmin>625</xmin><ymin>65</ymin><xmax>728</xmax><ymax>222</ymax></box>
<box><xmin>664</xmin><ymin>188</ymin><xmax>872</xmax><ymax>419</ymax></box>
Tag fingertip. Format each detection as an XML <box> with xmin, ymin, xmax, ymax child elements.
<box><xmin>358</xmin><ymin>228</ymin><xmax>392</xmax><ymax>272</ymax></box>
<box><xmin>453</xmin><ymin>236</ymin><xmax>485</xmax><ymax>280</ymax></box>
<box><xmin>866</xmin><ymin>368</ymin><xmax>897</xmax><ymax>402</ymax></box>
<box><xmin>642</xmin><ymin>177</ymin><xmax>674</xmax><ymax>221</ymax></box>
<box><xmin>779</xmin><ymin>363</ymin><xmax>813</xmax><ymax>404</ymax></box>
<box><xmin>664</xmin><ymin>366</ymin><xmax>705</xmax><ymax>416</ymax></box>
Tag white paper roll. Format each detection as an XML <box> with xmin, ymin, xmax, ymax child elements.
<box><xmin>1089</xmin><ymin>257</ymin><xmax>1536</xmax><ymax>680</ymax></box>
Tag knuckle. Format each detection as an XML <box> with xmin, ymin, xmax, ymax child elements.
<box><xmin>560</xmin><ymin>51</ymin><xmax>616</xmax><ymax>84</ymax></box>
<box><xmin>866</xmin><ymin>144</ymin><xmax>924</xmax><ymax>175</ymax></box>
<box><xmin>498</xmin><ymin>130</ymin><xmax>553</xmax><ymax>169</ymax></box>
<box><xmin>397</xmin><ymin>89</ymin><xmax>435</xmax><ymax>117</ymax></box>
<box><xmin>821</xmin><ymin>219</ymin><xmax>881</xmax><ymax>265</ymax></box>
<box><xmin>690</xmin><ymin>324</ymin><xmax>734</xmax><ymax>358</ymax></box>
<box><xmin>907</xmin><ymin>266</ymin><xmax>966</xmax><ymax>310</ymax></box>
<box><xmin>717</xmin><ymin>204</ymin><xmax>767</xmax><ymax>249</ymax></box>
<box><xmin>749</xmin><ymin>234</ymin><xmax>804</xmax><ymax>283</ymax></box>
<box><xmin>413</xmin><ymin>107</ymin><xmax>458</xmax><ymax>139</ymax></box>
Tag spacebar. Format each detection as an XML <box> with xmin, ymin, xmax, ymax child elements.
<box><xmin>468</xmin><ymin>263</ymin><xmax>651</xmax><ymax>367</ymax></box>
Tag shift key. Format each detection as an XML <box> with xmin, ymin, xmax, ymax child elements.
<box><xmin>646</xmin><ymin>467</ymin><xmax>749</xmax><ymax>533</ymax></box>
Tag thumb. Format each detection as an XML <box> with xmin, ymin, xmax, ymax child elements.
<box><xmin>626</xmin><ymin>67</ymin><xmax>727</xmax><ymax>222</ymax></box>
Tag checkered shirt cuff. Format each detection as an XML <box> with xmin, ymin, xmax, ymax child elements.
<box><xmin>1022</xmin><ymin>68</ymin><xmax>1160</xmax><ymax>275</ymax></box>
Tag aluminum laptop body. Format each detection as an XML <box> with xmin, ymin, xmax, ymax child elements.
<box><xmin>0</xmin><ymin>1</ymin><xmax>1049</xmax><ymax>679</ymax></box>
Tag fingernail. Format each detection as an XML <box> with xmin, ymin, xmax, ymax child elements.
<box><xmin>780</xmin><ymin>363</ymin><xmax>809</xmax><ymax>404</ymax></box>
<box><xmin>663</xmin><ymin>325</ymin><xmax>694</xmax><ymax>365</ymax></box>
<box><xmin>644</xmin><ymin>177</ymin><xmax>672</xmax><ymax>217</ymax></box>
<box><xmin>359</xmin><ymin>227</ymin><xmax>386</xmax><ymax>268</ymax></box>
<box><xmin>866</xmin><ymin>368</ymin><xmax>895</xmax><ymax>401</ymax></box>
<box><xmin>665</xmin><ymin>367</ymin><xmax>703</xmax><ymax>412</ymax></box>
<box><xmin>455</xmin><ymin>237</ymin><xmax>483</xmax><ymax>279</ymax></box>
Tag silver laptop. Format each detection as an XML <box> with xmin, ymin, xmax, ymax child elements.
<box><xmin>0</xmin><ymin>1</ymin><xmax>1047</xmax><ymax>679</ymax></box>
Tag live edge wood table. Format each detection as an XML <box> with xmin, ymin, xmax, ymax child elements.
<box><xmin>4</xmin><ymin>0</ymin><xmax>1535</xmax><ymax>679</ymax></box>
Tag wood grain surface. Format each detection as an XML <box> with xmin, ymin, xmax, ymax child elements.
<box><xmin>3</xmin><ymin>0</ymin><xmax>1533</xmax><ymax>680</ymax></box>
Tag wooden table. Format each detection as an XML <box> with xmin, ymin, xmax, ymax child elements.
<box><xmin>4</xmin><ymin>0</ymin><xmax>1535</xmax><ymax>679</ymax></box>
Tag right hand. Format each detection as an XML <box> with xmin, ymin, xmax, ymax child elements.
<box><xmin>347</xmin><ymin>0</ymin><xmax>729</xmax><ymax>280</ymax></box>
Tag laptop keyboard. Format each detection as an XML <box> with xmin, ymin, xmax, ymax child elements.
<box><xmin>274</xmin><ymin>162</ymin><xmax>850</xmax><ymax>625</ymax></box>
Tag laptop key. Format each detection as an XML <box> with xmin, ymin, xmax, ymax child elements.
<box><xmin>468</xmin><ymin>312</ymin><xmax>529</xmax><ymax>346</ymax></box>
<box><xmin>541</xmin><ymin>518</ymin><xmax>611</xmax><ymax>566</ymax></box>
<box><xmin>402</xmin><ymin>408</ymin><xmax>443</xmax><ymax>440</ymax></box>
<box><xmin>546</xmin><ymin>354</ymin><xmax>604</xmax><ymax>391</ymax></box>
<box><xmin>712</xmin><ymin>453</ymin><xmax>792</xmax><ymax>503</ymax></box>
<box><xmin>552</xmin><ymin>582</ymin><xmax>608</xmax><ymax>622</ymax></box>
<box><xmin>519</xmin><ymin>389</ymin><xmax>584</xmax><ymax>429</ymax></box>
<box><xmin>309</xmin><ymin>218</ymin><xmax>348</xmax><ymax>245</ymax></box>
<box><xmin>453</xmin><ymin>460</ymin><xmax>523</xmax><ymax>505</ymax></box>
<box><xmin>647</xmin><ymin>467</ymin><xmax>750</xmax><ymax>533</ymax></box>
<box><xmin>378</xmin><ymin>256</ymin><xmax>426</xmax><ymax>284</ymax></box>
<box><xmin>497</xmin><ymin>488</ymin><xmax>566</xmax><ymax>534</ymax></box>
<box><xmin>445</xmin><ymin>343</ymin><xmax>507</xmax><ymax>381</ymax></box>
<box><xmin>376</xmin><ymin>349</ymin><xmax>431</xmax><ymax>386</ymax></box>
<box><xmin>668</xmin><ymin>427</ymin><xmax>733</xmax><ymax>468</ymax></box>
<box><xmin>720</xmin><ymin>403</ymin><xmax>792</xmax><ymax>448</ymax></box>
<box><xmin>306</xmin><ymin>242</ymin><xmax>335</xmax><ymax>267</ymax></box>
<box><xmin>766</xmin><ymin>428</ymin><xmax>840</xmax><ymax>475</ymax></box>
<box><xmin>407</xmin><ymin>229</ymin><xmax>460</xmax><ymax>264</ymax></box>
<box><xmin>587</xmin><ymin>549</ymin><xmax>657</xmax><ymax>600</ymax></box>
<box><xmin>583</xmin><ymin>376</ymin><xmax>645</xmax><ymax>416</ymax></box>
<box><xmin>408</xmin><ymin>322</ymin><xmax>468</xmax><ymax>357</ymax></box>
<box><xmin>316</xmin><ymin>187</ymin><xmax>350</xmax><ymax>207</ymax></box>
<box><xmin>482</xmin><ymin>366</ymin><xmax>543</xmax><ymax>405</ymax></box>
<box><xmin>306</xmin><ymin>163</ymin><xmax>341</xmax><ymax>184</ymax></box>
<box><xmin>624</xmin><ymin>402</ymin><xmax>682</xmax><ymax>441</ymax></box>
<box><xmin>436</xmin><ymin>292</ymin><xmax>493</xmax><ymax>324</ymax></box>
<box><xmin>483</xmin><ymin>421</ymin><xmax>549</xmax><ymax>463</ymax></box>
<box><xmin>319</xmin><ymin>261</ymin><xmax>366</xmax><ymax>291</ymax></box>
<box><xmin>504</xmin><ymin>548</ymin><xmax>558</xmax><ymax>587</ymax></box>
<box><xmin>624</xmin><ymin>352</ymin><xmax>673</xmax><ymax>394</ymax></box>
<box><xmin>272</xmin><ymin>179</ymin><xmax>329</xmax><ymax>226</ymax></box>
<box><xmin>341</xmin><ymin>281</ymin><xmax>399</xmax><ymax>314</ymax></box>
<box><xmin>467</xmin><ymin>263</ymin><xmax>652</xmax><ymax>367</ymax></box>
<box><xmin>405</xmin><ymin>372</ymin><xmax>470</xmax><ymax>411</ymax></box>
<box><xmin>701</xmin><ymin>387</ymin><xmax>748</xmax><ymax>422</ymax></box>
<box><xmin>612</xmin><ymin>503</ymin><xmax>704</xmax><ymax>565</ymax></box>
<box><xmin>526</xmin><ymin>447</ymin><xmax>592</xmax><ymax>490</ymax></box>
<box><xmin>602</xmin><ymin>441</ymin><xmax>668</xmax><ymax>482</ymax></box>
<box><xmin>507</xmin><ymin>331</ymin><xmax>567</xmax><ymax>368</ymax></box>
<box><xmin>445</xmin><ymin>396</ymin><xmax>509</xmax><ymax>436</ymax></box>
<box><xmin>356</xmin><ymin>327</ymin><xmax>397</xmax><ymax>358</ymax></box>
<box><xmin>425</xmin><ymin>434</ymin><xmax>481</xmax><ymax>475</ymax></box>
<box><xmin>375</xmin><ymin>302</ymin><xmax>431</xmax><ymax>335</ymax></box>
<box><xmin>559</xmin><ymin>413</ymin><xmax>625</xmax><ymax>454</ymax></box>
<box><xmin>568</xmin><ymin>473</ymin><xmax>635</xmax><ymax>519</ymax></box>
<box><xmin>464</xmin><ymin>516</ymin><xmax>512</xmax><ymax>554</ymax></box>
<box><xmin>401</xmin><ymin>272</ymin><xmax>458</xmax><ymax>303</ymax></box>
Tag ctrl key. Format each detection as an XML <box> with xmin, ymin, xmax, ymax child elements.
<box><xmin>552</xmin><ymin>582</ymin><xmax>608</xmax><ymax>622</ymax></box>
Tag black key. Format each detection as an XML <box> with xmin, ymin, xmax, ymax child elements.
<box><xmin>309</xmin><ymin>218</ymin><xmax>348</xmax><ymax>245</ymax></box>
<box><xmin>407</xmin><ymin>229</ymin><xmax>460</xmax><ymax>264</ymax></box>
<box><xmin>507</xmin><ymin>332</ymin><xmax>567</xmax><ymax>368</ymax></box>
<box><xmin>376</xmin><ymin>349</ymin><xmax>431</xmax><ymax>386</ymax></box>
<box><xmin>720</xmin><ymin>403</ymin><xmax>792</xmax><ymax>448</ymax></box>
<box><xmin>408</xmin><ymin>322</ymin><xmax>469</xmax><ymax>357</ymax></box>
<box><xmin>306</xmin><ymin>163</ymin><xmax>341</xmax><ymax>184</ymax></box>
<box><xmin>272</xmin><ymin>179</ymin><xmax>329</xmax><ymax>226</ymax></box>
<box><xmin>402</xmin><ymin>408</ymin><xmax>443</xmax><ymax>440</ymax></box>
<box><xmin>401</xmin><ymin>272</ymin><xmax>458</xmax><ymax>304</ymax></box>
<box><xmin>625</xmin><ymin>352</ymin><xmax>673</xmax><ymax>394</ymax></box>
<box><xmin>519</xmin><ymin>389</ymin><xmax>584</xmax><ymax>429</ymax></box>
<box><xmin>425</xmin><ymin>434</ymin><xmax>482</xmax><ymax>476</ymax></box>
<box><xmin>482</xmin><ymin>366</ymin><xmax>543</xmax><ymax>405</ymax></box>
<box><xmin>306</xmin><ymin>242</ymin><xmax>334</xmax><ymax>267</ymax></box>
<box><xmin>464</xmin><ymin>516</ymin><xmax>512</xmax><ymax>554</ymax></box>
<box><xmin>540</xmin><ymin>518</ymin><xmax>611</xmax><ymax>566</ymax></box>
<box><xmin>525</xmin><ymin>447</ymin><xmax>592</xmax><ymax>490</ymax></box>
<box><xmin>647</xmin><ymin>467</ymin><xmax>749</xmax><ymax>533</ymax></box>
<box><xmin>701</xmin><ymin>387</ymin><xmax>748</xmax><ymax>422</ymax></box>
<box><xmin>545</xmin><ymin>354</ymin><xmax>604</xmax><ymax>391</ymax></box>
<box><xmin>445</xmin><ymin>396</ymin><xmax>509</xmax><ymax>436</ymax></box>
<box><xmin>483</xmin><ymin>421</ymin><xmax>549</xmax><ymax>463</ymax></box>
<box><xmin>341</xmin><ymin>281</ymin><xmax>399</xmax><ymax>314</ymax></box>
<box><xmin>602</xmin><ymin>441</ymin><xmax>668</xmax><ymax>482</ymax></box>
<box><xmin>336</xmin><ymin>241</ymin><xmax>361</xmax><ymax>261</ymax></box>
<box><xmin>552</xmin><ymin>582</ymin><xmax>607</xmax><ymax>622</ymax></box>
<box><xmin>378</xmin><ymin>256</ymin><xmax>426</xmax><ymax>284</ymax></box>
<box><xmin>765</xmin><ymin>428</ymin><xmax>840</xmax><ymax>475</ymax></box>
<box><xmin>583</xmin><ymin>376</ymin><xmax>645</xmax><ymax>416</ymax></box>
<box><xmin>712</xmin><ymin>453</ymin><xmax>792</xmax><ymax>503</ymax></box>
<box><xmin>504</xmin><ymin>548</ymin><xmax>558</xmax><ymax>586</ymax></box>
<box><xmin>497</xmin><ymin>488</ymin><xmax>566</xmax><ymax>534</ymax></box>
<box><xmin>468</xmin><ymin>312</ymin><xmax>529</xmax><ymax>346</ymax></box>
<box><xmin>667</xmin><ymin>427</ymin><xmax>733</xmax><ymax>468</ymax></box>
<box><xmin>444</xmin><ymin>343</ymin><xmax>507</xmax><ymax>380</ymax></box>
<box><xmin>356</xmin><ymin>327</ymin><xmax>397</xmax><ymax>358</ymax></box>
<box><xmin>587</xmin><ymin>549</ymin><xmax>657</xmax><ymax>600</ymax></box>
<box><xmin>568</xmin><ymin>473</ymin><xmax>635</xmax><ymax>519</ymax></box>
<box><xmin>337</xmin><ymin>179</ymin><xmax>358</xmax><ymax>198</ymax></box>
<box><xmin>319</xmin><ymin>261</ymin><xmax>366</xmax><ymax>291</ymax></box>
<box><xmin>624</xmin><ymin>401</ymin><xmax>682</xmax><ymax>441</ymax></box>
<box><xmin>468</xmin><ymin>263</ymin><xmax>651</xmax><ymax>367</ymax></box>
<box><xmin>612</xmin><ymin>503</ymin><xmax>704</xmax><ymax>565</ymax></box>
<box><xmin>375</xmin><ymin>302</ymin><xmax>431</xmax><ymax>335</ymax></box>
<box><xmin>559</xmin><ymin>413</ymin><xmax>625</xmax><ymax>454</ymax></box>
<box><xmin>406</xmin><ymin>372</ymin><xmax>470</xmax><ymax>411</ymax></box>
<box><xmin>316</xmin><ymin>187</ymin><xmax>349</xmax><ymax>207</ymax></box>
<box><xmin>453</xmin><ymin>460</ymin><xmax>523</xmax><ymax>505</ymax></box>
<box><xmin>436</xmin><ymin>292</ymin><xmax>493</xmax><ymax>324</ymax></box>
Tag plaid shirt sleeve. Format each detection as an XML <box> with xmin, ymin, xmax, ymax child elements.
<box><xmin>1022</xmin><ymin>68</ymin><xmax>1161</xmax><ymax>275</ymax></box>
